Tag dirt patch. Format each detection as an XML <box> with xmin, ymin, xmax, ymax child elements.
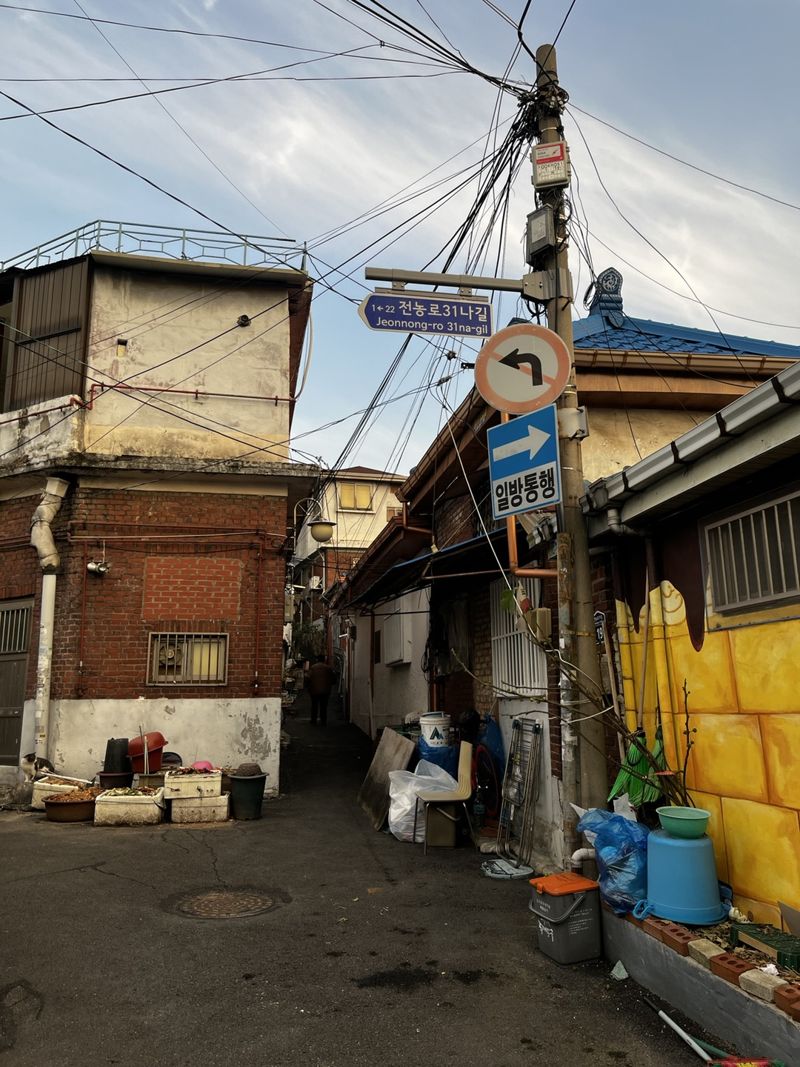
<box><xmin>354</xmin><ymin>966</ymin><xmax>437</xmax><ymax>991</ymax></box>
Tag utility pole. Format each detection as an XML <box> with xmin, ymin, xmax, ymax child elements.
<box><xmin>533</xmin><ymin>44</ymin><xmax>607</xmax><ymax>820</ymax></box>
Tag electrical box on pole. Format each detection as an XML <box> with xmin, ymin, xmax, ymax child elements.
<box><xmin>526</xmin><ymin>206</ymin><xmax>556</xmax><ymax>265</ymax></box>
<box><xmin>531</xmin><ymin>141</ymin><xmax>570</xmax><ymax>188</ymax></box>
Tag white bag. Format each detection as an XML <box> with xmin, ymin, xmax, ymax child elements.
<box><xmin>388</xmin><ymin>759</ymin><xmax>458</xmax><ymax>843</ymax></box>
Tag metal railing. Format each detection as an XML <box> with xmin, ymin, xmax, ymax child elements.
<box><xmin>1</xmin><ymin>220</ymin><xmax>303</xmax><ymax>272</ymax></box>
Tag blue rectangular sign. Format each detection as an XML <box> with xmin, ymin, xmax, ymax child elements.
<box><xmin>358</xmin><ymin>291</ymin><xmax>492</xmax><ymax>337</ymax></box>
<box><xmin>487</xmin><ymin>405</ymin><xmax>561</xmax><ymax>520</ymax></box>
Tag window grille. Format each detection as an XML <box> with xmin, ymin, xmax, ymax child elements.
<box><xmin>338</xmin><ymin>482</ymin><xmax>373</xmax><ymax>511</ymax></box>
<box><xmin>147</xmin><ymin>633</ymin><xmax>228</xmax><ymax>685</ymax></box>
<box><xmin>489</xmin><ymin>578</ymin><xmax>547</xmax><ymax>696</ymax></box>
<box><xmin>705</xmin><ymin>491</ymin><xmax>800</xmax><ymax>611</ymax></box>
<box><xmin>0</xmin><ymin>601</ymin><xmax>31</xmax><ymax>655</ymax></box>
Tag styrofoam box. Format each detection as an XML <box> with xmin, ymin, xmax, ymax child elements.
<box><xmin>95</xmin><ymin>788</ymin><xmax>165</xmax><ymax>826</ymax></box>
<box><xmin>32</xmin><ymin>776</ymin><xmax>92</xmax><ymax>810</ymax></box>
<box><xmin>170</xmin><ymin>793</ymin><xmax>229</xmax><ymax>824</ymax></box>
<box><xmin>163</xmin><ymin>770</ymin><xmax>222</xmax><ymax>800</ymax></box>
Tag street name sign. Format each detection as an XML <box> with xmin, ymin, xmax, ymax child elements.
<box><xmin>487</xmin><ymin>405</ymin><xmax>561</xmax><ymax>520</ymax></box>
<box><xmin>474</xmin><ymin>322</ymin><xmax>571</xmax><ymax>415</ymax></box>
<box><xmin>358</xmin><ymin>290</ymin><xmax>492</xmax><ymax>338</ymax></box>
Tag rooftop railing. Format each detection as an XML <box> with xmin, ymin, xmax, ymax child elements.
<box><xmin>1</xmin><ymin>220</ymin><xmax>304</xmax><ymax>272</ymax></box>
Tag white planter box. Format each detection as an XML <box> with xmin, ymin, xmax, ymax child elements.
<box><xmin>170</xmin><ymin>793</ymin><xmax>229</xmax><ymax>824</ymax></box>
<box><xmin>94</xmin><ymin>788</ymin><xmax>165</xmax><ymax>826</ymax></box>
<box><xmin>163</xmin><ymin>770</ymin><xmax>222</xmax><ymax>799</ymax></box>
<box><xmin>32</xmin><ymin>776</ymin><xmax>92</xmax><ymax>810</ymax></box>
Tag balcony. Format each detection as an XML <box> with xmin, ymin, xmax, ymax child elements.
<box><xmin>1</xmin><ymin>220</ymin><xmax>304</xmax><ymax>272</ymax></box>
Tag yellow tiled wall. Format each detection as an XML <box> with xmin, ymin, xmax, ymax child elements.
<box><xmin>616</xmin><ymin>580</ymin><xmax>800</xmax><ymax>918</ymax></box>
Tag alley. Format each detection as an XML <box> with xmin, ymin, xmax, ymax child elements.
<box><xmin>0</xmin><ymin>706</ymin><xmax>712</xmax><ymax>1067</ymax></box>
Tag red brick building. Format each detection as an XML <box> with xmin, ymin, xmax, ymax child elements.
<box><xmin>0</xmin><ymin>223</ymin><xmax>317</xmax><ymax>788</ymax></box>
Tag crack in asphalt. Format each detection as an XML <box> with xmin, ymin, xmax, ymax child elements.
<box><xmin>187</xmin><ymin>830</ymin><xmax>227</xmax><ymax>887</ymax></box>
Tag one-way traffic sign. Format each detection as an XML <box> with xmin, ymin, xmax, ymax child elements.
<box><xmin>487</xmin><ymin>405</ymin><xmax>561</xmax><ymax>520</ymax></box>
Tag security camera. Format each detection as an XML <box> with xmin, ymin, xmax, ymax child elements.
<box><xmin>87</xmin><ymin>561</ymin><xmax>111</xmax><ymax>575</ymax></box>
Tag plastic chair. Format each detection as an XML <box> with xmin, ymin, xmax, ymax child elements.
<box><xmin>413</xmin><ymin>741</ymin><xmax>475</xmax><ymax>854</ymax></box>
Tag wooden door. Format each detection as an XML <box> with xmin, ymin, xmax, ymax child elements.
<box><xmin>0</xmin><ymin>600</ymin><xmax>32</xmax><ymax>765</ymax></box>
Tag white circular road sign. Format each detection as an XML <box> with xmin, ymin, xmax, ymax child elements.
<box><xmin>474</xmin><ymin>323</ymin><xmax>571</xmax><ymax>414</ymax></box>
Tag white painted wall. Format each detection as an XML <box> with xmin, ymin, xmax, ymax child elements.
<box><xmin>371</xmin><ymin>590</ymin><xmax>430</xmax><ymax>734</ymax></box>
<box><xmin>345</xmin><ymin>589</ymin><xmax>430</xmax><ymax>739</ymax></box>
<box><xmin>0</xmin><ymin>395</ymin><xmax>84</xmax><ymax>468</ymax></box>
<box><xmin>84</xmin><ymin>267</ymin><xmax>293</xmax><ymax>460</ymax></box>
<box><xmin>497</xmin><ymin>698</ymin><xmax>567</xmax><ymax>869</ymax></box>
<box><xmin>40</xmin><ymin>696</ymin><xmax>281</xmax><ymax>794</ymax></box>
<box><xmin>295</xmin><ymin>478</ymin><xmax>403</xmax><ymax>562</ymax></box>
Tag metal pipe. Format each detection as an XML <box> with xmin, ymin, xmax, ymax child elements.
<box><xmin>365</xmin><ymin>266</ymin><xmax>524</xmax><ymax>293</ymax></box>
<box><xmin>88</xmin><ymin>383</ymin><xmax>294</xmax><ymax>406</ymax></box>
<box><xmin>30</xmin><ymin>477</ymin><xmax>70</xmax><ymax>761</ymax></box>
<box><xmin>252</xmin><ymin>542</ymin><xmax>264</xmax><ymax>693</ymax></box>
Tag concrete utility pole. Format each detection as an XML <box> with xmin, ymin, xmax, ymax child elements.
<box><xmin>533</xmin><ymin>44</ymin><xmax>607</xmax><ymax>816</ymax></box>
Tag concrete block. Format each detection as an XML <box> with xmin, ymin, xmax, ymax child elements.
<box><xmin>687</xmin><ymin>938</ymin><xmax>725</xmax><ymax>968</ymax></box>
<box><xmin>603</xmin><ymin>908</ymin><xmax>800</xmax><ymax>1064</ymax></box>
<box><xmin>170</xmin><ymin>793</ymin><xmax>229</xmax><ymax>824</ymax></box>
<box><xmin>739</xmin><ymin>968</ymin><xmax>789</xmax><ymax>1003</ymax></box>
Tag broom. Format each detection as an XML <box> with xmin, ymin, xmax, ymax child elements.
<box><xmin>609</xmin><ymin>572</ymin><xmax>653</xmax><ymax>806</ymax></box>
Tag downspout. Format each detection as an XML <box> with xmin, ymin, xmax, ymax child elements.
<box><xmin>30</xmin><ymin>477</ymin><xmax>70</xmax><ymax>761</ymax></box>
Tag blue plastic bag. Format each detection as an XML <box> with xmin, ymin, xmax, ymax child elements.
<box><xmin>577</xmin><ymin>809</ymin><xmax>649</xmax><ymax>915</ymax></box>
<box><xmin>478</xmin><ymin>716</ymin><xmax>505</xmax><ymax>778</ymax></box>
<box><xmin>416</xmin><ymin>737</ymin><xmax>459</xmax><ymax>778</ymax></box>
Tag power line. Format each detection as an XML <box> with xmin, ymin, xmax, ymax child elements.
<box><xmin>568</xmin><ymin>103</ymin><xmax>800</xmax><ymax>215</ymax></box>
<box><xmin>0</xmin><ymin>62</ymin><xmax>464</xmax><ymax>122</ymax></box>
<box><xmin>0</xmin><ymin>2</ymin><xmax>453</xmax><ymax>62</ymax></box>
<box><xmin>71</xmin><ymin>0</ymin><xmax>288</xmax><ymax>237</ymax></box>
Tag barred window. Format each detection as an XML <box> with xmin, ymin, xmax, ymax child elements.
<box><xmin>489</xmin><ymin>578</ymin><xmax>547</xmax><ymax>695</ymax></box>
<box><xmin>705</xmin><ymin>491</ymin><xmax>800</xmax><ymax>612</ymax></box>
<box><xmin>338</xmin><ymin>482</ymin><xmax>372</xmax><ymax>511</ymax></box>
<box><xmin>147</xmin><ymin>633</ymin><xmax>228</xmax><ymax>685</ymax></box>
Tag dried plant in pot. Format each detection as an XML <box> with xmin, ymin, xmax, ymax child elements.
<box><xmin>43</xmin><ymin>785</ymin><xmax>103</xmax><ymax>823</ymax></box>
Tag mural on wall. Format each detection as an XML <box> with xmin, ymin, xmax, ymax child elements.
<box><xmin>615</xmin><ymin>578</ymin><xmax>800</xmax><ymax>924</ymax></box>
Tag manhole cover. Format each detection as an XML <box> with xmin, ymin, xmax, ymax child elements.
<box><xmin>173</xmin><ymin>889</ymin><xmax>275</xmax><ymax>920</ymax></box>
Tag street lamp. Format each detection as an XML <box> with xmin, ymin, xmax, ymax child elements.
<box><xmin>294</xmin><ymin>496</ymin><xmax>336</xmax><ymax>544</ymax></box>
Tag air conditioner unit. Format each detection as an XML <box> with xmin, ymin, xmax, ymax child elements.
<box><xmin>307</xmin><ymin>576</ymin><xmax>322</xmax><ymax>591</ymax></box>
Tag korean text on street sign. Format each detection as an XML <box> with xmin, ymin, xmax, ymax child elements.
<box><xmin>487</xmin><ymin>405</ymin><xmax>561</xmax><ymax>520</ymax></box>
<box><xmin>474</xmin><ymin>322</ymin><xmax>571</xmax><ymax>415</ymax></box>
<box><xmin>358</xmin><ymin>290</ymin><xmax>493</xmax><ymax>338</ymax></box>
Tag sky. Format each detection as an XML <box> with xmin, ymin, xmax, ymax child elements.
<box><xmin>2</xmin><ymin>0</ymin><xmax>799</xmax><ymax>476</ymax></box>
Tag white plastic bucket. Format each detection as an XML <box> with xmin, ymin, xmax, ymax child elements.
<box><xmin>420</xmin><ymin>713</ymin><xmax>451</xmax><ymax>748</ymax></box>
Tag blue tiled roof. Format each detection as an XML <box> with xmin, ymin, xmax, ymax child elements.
<box><xmin>573</xmin><ymin>312</ymin><xmax>800</xmax><ymax>359</ymax></box>
<box><xmin>572</xmin><ymin>268</ymin><xmax>800</xmax><ymax>360</ymax></box>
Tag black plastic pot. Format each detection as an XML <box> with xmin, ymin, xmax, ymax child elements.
<box><xmin>228</xmin><ymin>774</ymin><xmax>267</xmax><ymax>820</ymax></box>
<box><xmin>103</xmin><ymin>738</ymin><xmax>130</xmax><ymax>774</ymax></box>
<box><xmin>98</xmin><ymin>770</ymin><xmax>134</xmax><ymax>790</ymax></box>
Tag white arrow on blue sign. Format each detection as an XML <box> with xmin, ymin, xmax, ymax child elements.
<box><xmin>358</xmin><ymin>291</ymin><xmax>492</xmax><ymax>338</ymax></box>
<box><xmin>487</xmin><ymin>404</ymin><xmax>561</xmax><ymax>520</ymax></box>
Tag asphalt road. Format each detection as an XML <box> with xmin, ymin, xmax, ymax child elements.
<box><xmin>0</xmin><ymin>704</ymin><xmax>714</xmax><ymax>1066</ymax></box>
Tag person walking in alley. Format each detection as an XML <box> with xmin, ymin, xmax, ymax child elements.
<box><xmin>307</xmin><ymin>655</ymin><xmax>336</xmax><ymax>726</ymax></box>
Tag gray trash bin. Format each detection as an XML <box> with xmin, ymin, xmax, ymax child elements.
<box><xmin>528</xmin><ymin>872</ymin><xmax>601</xmax><ymax>964</ymax></box>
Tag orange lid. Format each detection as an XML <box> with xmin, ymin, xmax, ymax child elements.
<box><xmin>529</xmin><ymin>872</ymin><xmax>599</xmax><ymax>896</ymax></box>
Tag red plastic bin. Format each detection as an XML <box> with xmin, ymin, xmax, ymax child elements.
<box><xmin>128</xmin><ymin>732</ymin><xmax>166</xmax><ymax>773</ymax></box>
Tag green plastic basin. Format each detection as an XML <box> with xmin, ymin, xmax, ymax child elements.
<box><xmin>656</xmin><ymin>806</ymin><xmax>710</xmax><ymax>838</ymax></box>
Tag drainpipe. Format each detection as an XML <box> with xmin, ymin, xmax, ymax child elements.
<box><xmin>30</xmin><ymin>477</ymin><xmax>70</xmax><ymax>761</ymax></box>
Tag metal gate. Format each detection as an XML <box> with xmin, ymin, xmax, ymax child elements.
<box><xmin>0</xmin><ymin>600</ymin><xmax>32</xmax><ymax>765</ymax></box>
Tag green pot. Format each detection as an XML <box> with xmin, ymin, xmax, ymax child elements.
<box><xmin>656</xmin><ymin>805</ymin><xmax>710</xmax><ymax>838</ymax></box>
